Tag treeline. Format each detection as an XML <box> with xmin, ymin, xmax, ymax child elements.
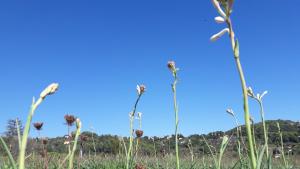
<box><xmin>1</xmin><ymin>120</ymin><xmax>300</xmax><ymax>157</ymax></box>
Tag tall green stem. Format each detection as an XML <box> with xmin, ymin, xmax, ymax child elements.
<box><xmin>19</xmin><ymin>98</ymin><xmax>42</xmax><ymax>169</ymax></box>
<box><xmin>226</xmin><ymin>18</ymin><xmax>257</xmax><ymax>169</ymax></box>
<box><xmin>126</xmin><ymin>95</ymin><xmax>141</xmax><ymax>169</ymax></box>
<box><xmin>258</xmin><ymin>101</ymin><xmax>269</xmax><ymax>158</ymax></box>
<box><xmin>172</xmin><ymin>74</ymin><xmax>180</xmax><ymax>169</ymax></box>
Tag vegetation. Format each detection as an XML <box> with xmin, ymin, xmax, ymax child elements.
<box><xmin>1</xmin><ymin>0</ymin><xmax>299</xmax><ymax>168</ymax></box>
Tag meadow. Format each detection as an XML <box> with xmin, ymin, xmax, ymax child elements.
<box><xmin>1</xmin><ymin>0</ymin><xmax>299</xmax><ymax>169</ymax></box>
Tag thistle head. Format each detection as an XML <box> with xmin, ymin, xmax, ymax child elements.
<box><xmin>135</xmin><ymin>130</ymin><xmax>144</xmax><ymax>138</ymax></box>
<box><xmin>33</xmin><ymin>122</ymin><xmax>43</xmax><ymax>131</ymax></box>
<box><xmin>40</xmin><ymin>83</ymin><xmax>59</xmax><ymax>99</ymax></box>
<box><xmin>64</xmin><ymin>114</ymin><xmax>76</xmax><ymax>126</ymax></box>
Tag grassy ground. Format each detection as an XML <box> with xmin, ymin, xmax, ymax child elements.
<box><xmin>1</xmin><ymin>154</ymin><xmax>300</xmax><ymax>169</ymax></box>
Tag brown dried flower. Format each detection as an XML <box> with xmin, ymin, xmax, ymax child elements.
<box><xmin>64</xmin><ymin>114</ymin><xmax>76</xmax><ymax>126</ymax></box>
<box><xmin>33</xmin><ymin>122</ymin><xmax>43</xmax><ymax>131</ymax></box>
<box><xmin>137</xmin><ymin>85</ymin><xmax>146</xmax><ymax>95</ymax></box>
<box><xmin>167</xmin><ymin>61</ymin><xmax>176</xmax><ymax>72</ymax></box>
<box><xmin>135</xmin><ymin>130</ymin><xmax>144</xmax><ymax>138</ymax></box>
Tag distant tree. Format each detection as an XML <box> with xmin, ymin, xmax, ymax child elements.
<box><xmin>4</xmin><ymin>118</ymin><xmax>24</xmax><ymax>157</ymax></box>
<box><xmin>5</xmin><ymin>118</ymin><xmax>24</xmax><ymax>137</ymax></box>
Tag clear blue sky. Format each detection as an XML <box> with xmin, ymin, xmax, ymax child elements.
<box><xmin>0</xmin><ymin>0</ymin><xmax>299</xmax><ymax>138</ymax></box>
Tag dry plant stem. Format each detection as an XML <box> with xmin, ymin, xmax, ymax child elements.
<box><xmin>172</xmin><ymin>73</ymin><xmax>180</xmax><ymax>169</ymax></box>
<box><xmin>226</xmin><ymin>18</ymin><xmax>257</xmax><ymax>169</ymax></box>
<box><xmin>19</xmin><ymin>97</ymin><xmax>43</xmax><ymax>169</ymax></box>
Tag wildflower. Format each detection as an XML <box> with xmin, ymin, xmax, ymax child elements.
<box><xmin>226</xmin><ymin>108</ymin><xmax>235</xmax><ymax>116</ymax></box>
<box><xmin>210</xmin><ymin>28</ymin><xmax>229</xmax><ymax>42</ymax></box>
<box><xmin>40</xmin><ymin>83</ymin><xmax>59</xmax><ymax>99</ymax></box>
<box><xmin>214</xmin><ymin>16</ymin><xmax>225</xmax><ymax>23</ymax></box>
<box><xmin>135</xmin><ymin>130</ymin><xmax>144</xmax><ymax>138</ymax></box>
<box><xmin>33</xmin><ymin>122</ymin><xmax>43</xmax><ymax>131</ymax></box>
<box><xmin>64</xmin><ymin>114</ymin><xmax>76</xmax><ymax>126</ymax></box>
<box><xmin>137</xmin><ymin>85</ymin><xmax>146</xmax><ymax>95</ymax></box>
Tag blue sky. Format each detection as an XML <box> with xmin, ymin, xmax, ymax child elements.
<box><xmin>0</xmin><ymin>0</ymin><xmax>299</xmax><ymax>138</ymax></box>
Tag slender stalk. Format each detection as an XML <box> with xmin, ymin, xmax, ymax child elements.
<box><xmin>258</xmin><ymin>100</ymin><xmax>269</xmax><ymax>158</ymax></box>
<box><xmin>126</xmin><ymin>94</ymin><xmax>142</xmax><ymax>169</ymax></box>
<box><xmin>69</xmin><ymin>119</ymin><xmax>82</xmax><ymax>169</ymax></box>
<box><xmin>277</xmin><ymin>122</ymin><xmax>288</xmax><ymax>168</ymax></box>
<box><xmin>19</xmin><ymin>97</ymin><xmax>43</xmax><ymax>169</ymax></box>
<box><xmin>172</xmin><ymin>73</ymin><xmax>180</xmax><ymax>169</ymax></box>
<box><xmin>226</xmin><ymin>18</ymin><xmax>257</xmax><ymax>168</ymax></box>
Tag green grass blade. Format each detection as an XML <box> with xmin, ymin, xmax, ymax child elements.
<box><xmin>256</xmin><ymin>144</ymin><xmax>266</xmax><ymax>169</ymax></box>
<box><xmin>0</xmin><ymin>136</ymin><xmax>17</xmax><ymax>169</ymax></box>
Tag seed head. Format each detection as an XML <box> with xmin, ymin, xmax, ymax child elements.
<box><xmin>64</xmin><ymin>114</ymin><xmax>76</xmax><ymax>126</ymax></box>
<box><xmin>137</xmin><ymin>85</ymin><xmax>146</xmax><ymax>95</ymax></box>
<box><xmin>33</xmin><ymin>122</ymin><xmax>43</xmax><ymax>131</ymax></box>
<box><xmin>167</xmin><ymin>61</ymin><xmax>176</xmax><ymax>72</ymax></box>
<box><xmin>40</xmin><ymin>83</ymin><xmax>59</xmax><ymax>99</ymax></box>
<box><xmin>135</xmin><ymin>130</ymin><xmax>144</xmax><ymax>138</ymax></box>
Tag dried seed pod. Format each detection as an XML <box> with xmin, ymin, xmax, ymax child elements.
<box><xmin>33</xmin><ymin>122</ymin><xmax>43</xmax><ymax>131</ymax></box>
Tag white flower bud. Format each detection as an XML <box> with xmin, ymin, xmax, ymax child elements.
<box><xmin>40</xmin><ymin>83</ymin><xmax>59</xmax><ymax>99</ymax></box>
<box><xmin>214</xmin><ymin>16</ymin><xmax>225</xmax><ymax>24</ymax></box>
<box><xmin>211</xmin><ymin>0</ymin><xmax>226</xmax><ymax>18</ymax></box>
<box><xmin>210</xmin><ymin>28</ymin><xmax>229</xmax><ymax>42</ymax></box>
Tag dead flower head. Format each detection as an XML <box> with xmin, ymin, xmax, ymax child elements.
<box><xmin>135</xmin><ymin>130</ymin><xmax>144</xmax><ymax>138</ymax></box>
<box><xmin>33</xmin><ymin>122</ymin><xmax>43</xmax><ymax>131</ymax></box>
<box><xmin>137</xmin><ymin>85</ymin><xmax>146</xmax><ymax>95</ymax></box>
<box><xmin>64</xmin><ymin>114</ymin><xmax>76</xmax><ymax>126</ymax></box>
